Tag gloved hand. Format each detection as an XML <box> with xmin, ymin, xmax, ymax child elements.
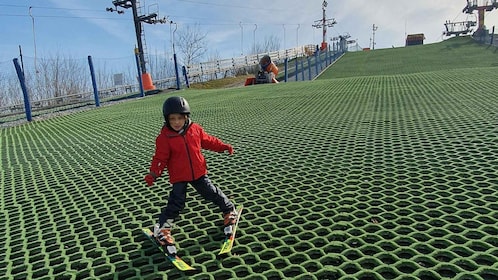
<box><xmin>144</xmin><ymin>173</ymin><xmax>156</xmax><ymax>186</ymax></box>
<box><xmin>225</xmin><ymin>144</ymin><xmax>234</xmax><ymax>155</ymax></box>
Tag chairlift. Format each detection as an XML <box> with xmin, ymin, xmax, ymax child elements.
<box><xmin>443</xmin><ymin>18</ymin><xmax>477</xmax><ymax>37</ymax></box>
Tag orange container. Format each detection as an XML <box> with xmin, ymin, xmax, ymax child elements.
<box><xmin>141</xmin><ymin>73</ymin><xmax>156</xmax><ymax>90</ymax></box>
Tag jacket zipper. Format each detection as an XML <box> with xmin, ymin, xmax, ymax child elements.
<box><xmin>182</xmin><ymin>135</ymin><xmax>196</xmax><ymax>181</ymax></box>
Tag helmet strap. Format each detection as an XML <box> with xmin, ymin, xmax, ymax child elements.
<box><xmin>177</xmin><ymin>117</ymin><xmax>191</xmax><ymax>135</ymax></box>
<box><xmin>165</xmin><ymin>115</ymin><xmax>191</xmax><ymax>135</ymax></box>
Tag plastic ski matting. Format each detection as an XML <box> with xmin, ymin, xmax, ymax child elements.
<box><xmin>1</xmin><ymin>66</ymin><xmax>497</xmax><ymax>278</ymax></box>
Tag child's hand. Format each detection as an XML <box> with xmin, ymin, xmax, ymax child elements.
<box><xmin>144</xmin><ymin>174</ymin><xmax>155</xmax><ymax>186</ymax></box>
<box><xmin>225</xmin><ymin>144</ymin><xmax>234</xmax><ymax>155</ymax></box>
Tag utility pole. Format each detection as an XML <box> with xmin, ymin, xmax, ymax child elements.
<box><xmin>239</xmin><ymin>22</ymin><xmax>243</xmax><ymax>56</ymax></box>
<box><xmin>253</xmin><ymin>24</ymin><xmax>257</xmax><ymax>54</ymax></box>
<box><xmin>371</xmin><ymin>24</ymin><xmax>378</xmax><ymax>50</ymax></box>
<box><xmin>312</xmin><ymin>0</ymin><xmax>336</xmax><ymax>51</ymax></box>
<box><xmin>107</xmin><ymin>0</ymin><xmax>166</xmax><ymax>90</ymax></box>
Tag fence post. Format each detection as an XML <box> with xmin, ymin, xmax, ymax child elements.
<box><xmin>87</xmin><ymin>56</ymin><xmax>101</xmax><ymax>107</ymax></box>
<box><xmin>284</xmin><ymin>58</ymin><xmax>289</xmax><ymax>82</ymax></box>
<box><xmin>12</xmin><ymin>58</ymin><xmax>32</xmax><ymax>121</ymax></box>
<box><xmin>321</xmin><ymin>51</ymin><xmax>325</xmax><ymax>70</ymax></box>
<box><xmin>173</xmin><ymin>53</ymin><xmax>180</xmax><ymax>90</ymax></box>
<box><xmin>301</xmin><ymin>59</ymin><xmax>305</xmax><ymax>81</ymax></box>
<box><xmin>295</xmin><ymin>57</ymin><xmax>299</xmax><ymax>81</ymax></box>
<box><xmin>308</xmin><ymin>57</ymin><xmax>312</xmax><ymax>80</ymax></box>
<box><xmin>491</xmin><ymin>26</ymin><xmax>495</xmax><ymax>45</ymax></box>
<box><xmin>315</xmin><ymin>51</ymin><xmax>320</xmax><ymax>77</ymax></box>
<box><xmin>182</xmin><ymin>66</ymin><xmax>190</xmax><ymax>88</ymax></box>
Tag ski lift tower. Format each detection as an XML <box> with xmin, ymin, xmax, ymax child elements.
<box><xmin>331</xmin><ymin>33</ymin><xmax>355</xmax><ymax>53</ymax></box>
<box><xmin>462</xmin><ymin>0</ymin><xmax>498</xmax><ymax>32</ymax></box>
<box><xmin>107</xmin><ymin>0</ymin><xmax>167</xmax><ymax>91</ymax></box>
<box><xmin>312</xmin><ymin>0</ymin><xmax>336</xmax><ymax>51</ymax></box>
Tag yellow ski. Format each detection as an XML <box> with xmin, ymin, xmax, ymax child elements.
<box><xmin>142</xmin><ymin>228</ymin><xmax>195</xmax><ymax>271</ymax></box>
<box><xmin>219</xmin><ymin>206</ymin><xmax>243</xmax><ymax>255</ymax></box>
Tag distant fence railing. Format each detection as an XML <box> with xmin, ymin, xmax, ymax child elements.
<box><xmin>1</xmin><ymin>44</ymin><xmax>339</xmax><ymax>125</ymax></box>
<box><xmin>281</xmin><ymin>50</ymin><xmax>344</xmax><ymax>82</ymax></box>
<box><xmin>154</xmin><ymin>45</ymin><xmax>315</xmax><ymax>87</ymax></box>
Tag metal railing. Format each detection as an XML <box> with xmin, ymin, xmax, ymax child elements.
<box><xmin>178</xmin><ymin>46</ymin><xmax>312</xmax><ymax>83</ymax></box>
<box><xmin>1</xmin><ymin>44</ymin><xmax>328</xmax><ymax>123</ymax></box>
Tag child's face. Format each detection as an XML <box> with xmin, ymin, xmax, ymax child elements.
<box><xmin>168</xmin><ymin>113</ymin><xmax>187</xmax><ymax>131</ymax></box>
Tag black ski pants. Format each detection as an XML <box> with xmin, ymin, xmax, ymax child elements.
<box><xmin>158</xmin><ymin>175</ymin><xmax>234</xmax><ymax>226</ymax></box>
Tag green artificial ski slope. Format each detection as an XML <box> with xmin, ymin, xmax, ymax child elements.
<box><xmin>1</xmin><ymin>37</ymin><xmax>497</xmax><ymax>279</ymax></box>
<box><xmin>318</xmin><ymin>36</ymin><xmax>498</xmax><ymax>79</ymax></box>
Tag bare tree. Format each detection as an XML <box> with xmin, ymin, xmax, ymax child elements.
<box><xmin>34</xmin><ymin>53</ymin><xmax>88</xmax><ymax>101</ymax></box>
<box><xmin>251</xmin><ymin>34</ymin><xmax>281</xmax><ymax>55</ymax></box>
<box><xmin>0</xmin><ymin>69</ymin><xmax>23</xmax><ymax>107</ymax></box>
<box><xmin>247</xmin><ymin>34</ymin><xmax>282</xmax><ymax>74</ymax></box>
<box><xmin>205</xmin><ymin>50</ymin><xmax>223</xmax><ymax>79</ymax></box>
<box><xmin>176</xmin><ymin>24</ymin><xmax>208</xmax><ymax>66</ymax></box>
<box><xmin>148</xmin><ymin>48</ymin><xmax>175</xmax><ymax>81</ymax></box>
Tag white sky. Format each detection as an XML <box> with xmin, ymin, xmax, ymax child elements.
<box><xmin>1</xmin><ymin>0</ymin><xmax>497</xmax><ymax>63</ymax></box>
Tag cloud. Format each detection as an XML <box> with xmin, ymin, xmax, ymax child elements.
<box><xmin>4</xmin><ymin>0</ymin><xmax>496</xmax><ymax>63</ymax></box>
<box><xmin>48</xmin><ymin>0</ymin><xmax>133</xmax><ymax>43</ymax></box>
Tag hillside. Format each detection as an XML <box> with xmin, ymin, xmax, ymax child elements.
<box><xmin>1</xmin><ymin>37</ymin><xmax>497</xmax><ymax>280</ymax></box>
<box><xmin>318</xmin><ymin>36</ymin><xmax>498</xmax><ymax>79</ymax></box>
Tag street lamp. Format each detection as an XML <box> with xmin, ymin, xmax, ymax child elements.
<box><xmin>253</xmin><ymin>24</ymin><xmax>257</xmax><ymax>54</ymax></box>
<box><xmin>239</xmin><ymin>22</ymin><xmax>244</xmax><ymax>56</ymax></box>
<box><xmin>296</xmin><ymin>24</ymin><xmax>300</xmax><ymax>47</ymax></box>
<box><xmin>29</xmin><ymin>6</ymin><xmax>38</xmax><ymax>73</ymax></box>
<box><xmin>282</xmin><ymin>24</ymin><xmax>286</xmax><ymax>50</ymax></box>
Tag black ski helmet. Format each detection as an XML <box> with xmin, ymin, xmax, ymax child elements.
<box><xmin>162</xmin><ymin>96</ymin><xmax>191</xmax><ymax>133</ymax></box>
<box><xmin>260</xmin><ymin>55</ymin><xmax>271</xmax><ymax>68</ymax></box>
<box><xmin>162</xmin><ymin>96</ymin><xmax>190</xmax><ymax>120</ymax></box>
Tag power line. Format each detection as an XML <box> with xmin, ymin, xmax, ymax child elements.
<box><xmin>0</xmin><ymin>4</ymin><xmax>109</xmax><ymax>13</ymax></box>
<box><xmin>0</xmin><ymin>13</ymin><xmax>128</xmax><ymax>20</ymax></box>
<box><xmin>171</xmin><ymin>0</ymin><xmax>291</xmax><ymax>12</ymax></box>
<box><xmin>0</xmin><ymin>3</ymin><xmax>304</xmax><ymax>27</ymax></box>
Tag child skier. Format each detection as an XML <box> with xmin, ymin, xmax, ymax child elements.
<box><xmin>259</xmin><ymin>55</ymin><xmax>279</xmax><ymax>83</ymax></box>
<box><xmin>144</xmin><ymin>96</ymin><xmax>237</xmax><ymax>246</ymax></box>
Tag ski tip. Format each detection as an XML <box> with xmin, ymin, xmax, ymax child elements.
<box><xmin>142</xmin><ymin>228</ymin><xmax>153</xmax><ymax>237</ymax></box>
<box><xmin>218</xmin><ymin>251</ymin><xmax>229</xmax><ymax>256</ymax></box>
<box><xmin>185</xmin><ymin>267</ymin><xmax>198</xmax><ymax>274</ymax></box>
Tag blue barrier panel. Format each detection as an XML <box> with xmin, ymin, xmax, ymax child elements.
<box><xmin>87</xmin><ymin>56</ymin><xmax>101</xmax><ymax>107</ymax></box>
<box><xmin>12</xmin><ymin>58</ymin><xmax>32</xmax><ymax>121</ymax></box>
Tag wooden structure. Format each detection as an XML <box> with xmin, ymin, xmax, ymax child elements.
<box><xmin>405</xmin><ymin>33</ymin><xmax>425</xmax><ymax>46</ymax></box>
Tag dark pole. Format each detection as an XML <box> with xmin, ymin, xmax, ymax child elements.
<box><xmin>130</xmin><ymin>0</ymin><xmax>146</xmax><ymax>74</ymax></box>
<box><xmin>173</xmin><ymin>53</ymin><xmax>180</xmax><ymax>90</ymax></box>
<box><xmin>135</xmin><ymin>49</ymin><xmax>145</xmax><ymax>97</ymax></box>
<box><xmin>18</xmin><ymin>45</ymin><xmax>25</xmax><ymax>74</ymax></box>
<box><xmin>87</xmin><ymin>56</ymin><xmax>101</xmax><ymax>107</ymax></box>
<box><xmin>491</xmin><ymin>26</ymin><xmax>495</xmax><ymax>45</ymax></box>
<box><xmin>13</xmin><ymin>58</ymin><xmax>32</xmax><ymax>121</ymax></box>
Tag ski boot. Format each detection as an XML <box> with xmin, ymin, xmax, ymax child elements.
<box><xmin>154</xmin><ymin>219</ymin><xmax>175</xmax><ymax>250</ymax></box>
<box><xmin>223</xmin><ymin>209</ymin><xmax>238</xmax><ymax>235</ymax></box>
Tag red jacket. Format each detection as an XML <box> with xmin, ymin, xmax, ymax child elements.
<box><xmin>148</xmin><ymin>122</ymin><xmax>230</xmax><ymax>183</ymax></box>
